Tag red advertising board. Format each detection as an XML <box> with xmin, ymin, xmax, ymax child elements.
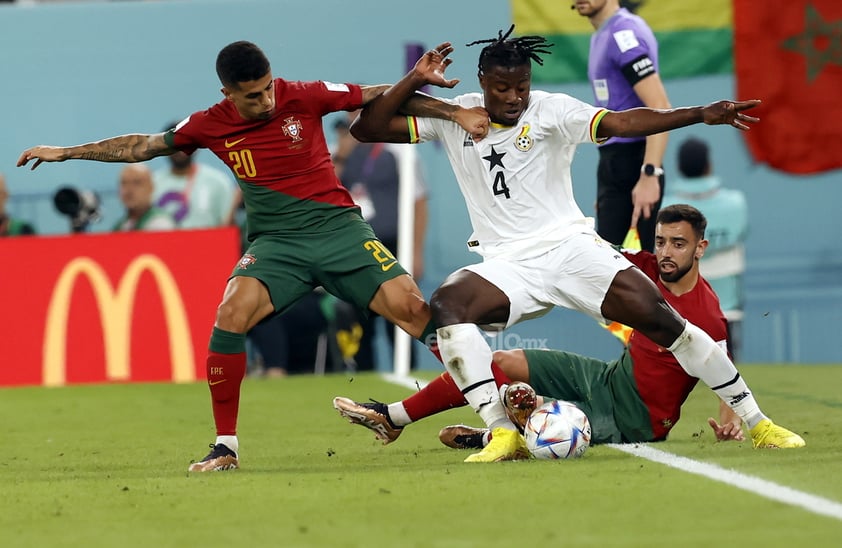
<box><xmin>0</xmin><ymin>228</ymin><xmax>241</xmax><ymax>387</ymax></box>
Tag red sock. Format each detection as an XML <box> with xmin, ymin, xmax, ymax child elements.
<box><xmin>402</xmin><ymin>362</ymin><xmax>513</xmax><ymax>422</ymax></box>
<box><xmin>491</xmin><ymin>362</ymin><xmax>511</xmax><ymax>387</ymax></box>
<box><xmin>403</xmin><ymin>372</ymin><xmax>466</xmax><ymax>421</ymax></box>
<box><xmin>428</xmin><ymin>342</ymin><xmax>442</xmax><ymax>363</ymax></box>
<box><xmin>206</xmin><ymin>351</ymin><xmax>246</xmax><ymax>436</ymax></box>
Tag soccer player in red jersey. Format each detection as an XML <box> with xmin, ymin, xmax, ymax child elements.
<box><xmin>335</xmin><ymin>204</ymin><xmax>805</xmax><ymax>450</ymax></box>
<box><xmin>18</xmin><ymin>41</ymin><xmax>488</xmax><ymax>472</ymax></box>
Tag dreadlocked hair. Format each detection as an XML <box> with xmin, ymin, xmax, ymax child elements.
<box><xmin>466</xmin><ymin>24</ymin><xmax>554</xmax><ymax>74</ymax></box>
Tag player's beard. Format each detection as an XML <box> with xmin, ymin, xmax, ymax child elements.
<box><xmin>658</xmin><ymin>260</ymin><xmax>692</xmax><ymax>283</ymax></box>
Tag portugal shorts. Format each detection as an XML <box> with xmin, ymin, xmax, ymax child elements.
<box><xmin>523</xmin><ymin>348</ymin><xmax>653</xmax><ymax>444</ymax></box>
<box><xmin>232</xmin><ymin>213</ymin><xmax>408</xmax><ymax>314</ymax></box>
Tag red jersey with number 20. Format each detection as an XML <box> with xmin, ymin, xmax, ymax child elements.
<box><xmin>623</xmin><ymin>250</ymin><xmax>730</xmax><ymax>440</ymax></box>
<box><xmin>166</xmin><ymin>78</ymin><xmax>363</xmax><ymax>239</ymax></box>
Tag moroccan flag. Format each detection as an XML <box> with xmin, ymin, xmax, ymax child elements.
<box><xmin>512</xmin><ymin>0</ymin><xmax>733</xmax><ymax>83</ymax></box>
<box><xmin>734</xmin><ymin>1</ymin><xmax>842</xmax><ymax>174</ymax></box>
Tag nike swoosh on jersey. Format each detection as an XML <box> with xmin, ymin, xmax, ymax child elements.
<box><xmin>224</xmin><ymin>137</ymin><xmax>246</xmax><ymax>148</ymax></box>
<box><xmin>381</xmin><ymin>261</ymin><xmax>398</xmax><ymax>272</ymax></box>
<box><xmin>208</xmin><ymin>379</ymin><xmax>228</xmax><ymax>386</ymax></box>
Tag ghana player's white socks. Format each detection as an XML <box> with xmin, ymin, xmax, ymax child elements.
<box><xmin>668</xmin><ymin>321</ymin><xmax>765</xmax><ymax>428</ymax></box>
<box><xmin>436</xmin><ymin>323</ymin><xmax>516</xmax><ymax>431</ymax></box>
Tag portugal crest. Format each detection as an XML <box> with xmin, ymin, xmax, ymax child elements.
<box><xmin>282</xmin><ymin>116</ymin><xmax>304</xmax><ymax>142</ymax></box>
<box><xmin>237</xmin><ymin>253</ymin><xmax>257</xmax><ymax>270</ymax></box>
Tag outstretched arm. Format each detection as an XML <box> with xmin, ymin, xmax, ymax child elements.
<box><xmin>357</xmin><ymin>87</ymin><xmax>484</xmax><ymax>143</ymax></box>
<box><xmin>353</xmin><ymin>43</ymin><xmax>488</xmax><ymax>143</ymax></box>
<box><xmin>597</xmin><ymin>99</ymin><xmax>761</xmax><ymax>140</ymax></box>
<box><xmin>17</xmin><ymin>132</ymin><xmax>175</xmax><ymax>171</ymax></box>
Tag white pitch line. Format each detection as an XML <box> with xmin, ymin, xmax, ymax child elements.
<box><xmin>386</xmin><ymin>375</ymin><xmax>842</xmax><ymax>522</ymax></box>
<box><xmin>607</xmin><ymin>443</ymin><xmax>842</xmax><ymax>522</ymax></box>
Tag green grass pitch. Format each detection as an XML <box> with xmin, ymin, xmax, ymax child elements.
<box><xmin>2</xmin><ymin>364</ymin><xmax>840</xmax><ymax>547</ymax></box>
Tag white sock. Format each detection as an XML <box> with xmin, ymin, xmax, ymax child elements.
<box><xmin>215</xmin><ymin>435</ymin><xmax>239</xmax><ymax>456</ymax></box>
<box><xmin>387</xmin><ymin>402</ymin><xmax>412</xmax><ymax>427</ymax></box>
<box><xmin>437</xmin><ymin>323</ymin><xmax>515</xmax><ymax>431</ymax></box>
<box><xmin>668</xmin><ymin>322</ymin><xmax>766</xmax><ymax>429</ymax></box>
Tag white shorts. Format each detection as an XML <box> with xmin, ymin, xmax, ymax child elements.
<box><xmin>463</xmin><ymin>231</ymin><xmax>635</xmax><ymax>330</ymax></box>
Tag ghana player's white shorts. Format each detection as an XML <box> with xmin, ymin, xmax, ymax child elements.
<box><xmin>462</xmin><ymin>230</ymin><xmax>635</xmax><ymax>330</ymax></box>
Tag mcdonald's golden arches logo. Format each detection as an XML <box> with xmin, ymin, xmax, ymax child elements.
<box><xmin>42</xmin><ymin>254</ymin><xmax>196</xmax><ymax>387</ymax></box>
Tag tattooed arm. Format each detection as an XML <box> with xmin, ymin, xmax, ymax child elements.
<box><xmin>17</xmin><ymin>132</ymin><xmax>175</xmax><ymax>171</ymax></box>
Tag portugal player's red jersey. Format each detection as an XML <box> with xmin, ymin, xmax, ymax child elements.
<box><xmin>167</xmin><ymin>78</ymin><xmax>363</xmax><ymax>238</ymax></box>
<box><xmin>623</xmin><ymin>250</ymin><xmax>730</xmax><ymax>440</ymax></box>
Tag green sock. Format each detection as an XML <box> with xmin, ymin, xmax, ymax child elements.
<box><xmin>209</xmin><ymin>327</ymin><xmax>246</xmax><ymax>354</ymax></box>
<box><xmin>419</xmin><ymin>320</ymin><xmax>437</xmax><ymax>349</ymax></box>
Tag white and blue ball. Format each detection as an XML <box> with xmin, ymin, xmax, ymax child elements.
<box><xmin>524</xmin><ymin>400</ymin><xmax>591</xmax><ymax>460</ymax></box>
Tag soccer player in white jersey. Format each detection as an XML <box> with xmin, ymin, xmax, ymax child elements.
<box><xmin>344</xmin><ymin>27</ymin><xmax>804</xmax><ymax>462</ymax></box>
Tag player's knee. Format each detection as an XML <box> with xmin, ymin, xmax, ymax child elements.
<box><xmin>493</xmin><ymin>349</ymin><xmax>528</xmax><ymax>382</ymax></box>
<box><xmin>429</xmin><ymin>287</ymin><xmax>468</xmax><ymax>325</ymax></box>
<box><xmin>380</xmin><ymin>292</ymin><xmax>429</xmax><ymax>338</ymax></box>
<box><xmin>214</xmin><ymin>301</ymin><xmax>251</xmax><ymax>333</ymax></box>
<box><xmin>493</xmin><ymin>349</ymin><xmax>515</xmax><ymax>375</ymax></box>
<box><xmin>403</xmin><ymin>296</ymin><xmax>430</xmax><ymax>330</ymax></box>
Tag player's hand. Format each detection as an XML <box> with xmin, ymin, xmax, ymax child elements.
<box><xmin>629</xmin><ymin>175</ymin><xmax>661</xmax><ymax>227</ymax></box>
<box><xmin>414</xmin><ymin>42</ymin><xmax>460</xmax><ymax>89</ymax></box>
<box><xmin>17</xmin><ymin>146</ymin><xmax>66</xmax><ymax>170</ymax></box>
<box><xmin>454</xmin><ymin>106</ymin><xmax>489</xmax><ymax>141</ymax></box>
<box><xmin>707</xmin><ymin>417</ymin><xmax>746</xmax><ymax>442</ymax></box>
<box><xmin>702</xmin><ymin>99</ymin><xmax>761</xmax><ymax>130</ymax></box>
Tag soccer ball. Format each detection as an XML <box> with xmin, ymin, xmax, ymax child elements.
<box><xmin>524</xmin><ymin>400</ymin><xmax>591</xmax><ymax>460</ymax></box>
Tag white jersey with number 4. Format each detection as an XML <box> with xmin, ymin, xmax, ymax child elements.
<box><xmin>414</xmin><ymin>90</ymin><xmax>606</xmax><ymax>260</ymax></box>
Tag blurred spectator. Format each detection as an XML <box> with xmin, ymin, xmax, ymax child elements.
<box><xmin>155</xmin><ymin>121</ymin><xmax>239</xmax><ymax>229</ymax></box>
<box><xmin>333</xmin><ymin>111</ymin><xmax>430</xmax><ymax>370</ymax></box>
<box><xmin>331</xmin><ymin>117</ymin><xmax>356</xmax><ymax>178</ymax></box>
<box><xmin>0</xmin><ymin>173</ymin><xmax>37</xmax><ymax>236</ymax></box>
<box><xmin>113</xmin><ymin>164</ymin><xmax>175</xmax><ymax>231</ymax></box>
<box><xmin>662</xmin><ymin>136</ymin><xmax>749</xmax><ymax>359</ymax></box>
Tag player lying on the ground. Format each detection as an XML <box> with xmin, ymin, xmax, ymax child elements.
<box><xmin>334</xmin><ymin>204</ymin><xmax>805</xmax><ymax>450</ymax></box>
